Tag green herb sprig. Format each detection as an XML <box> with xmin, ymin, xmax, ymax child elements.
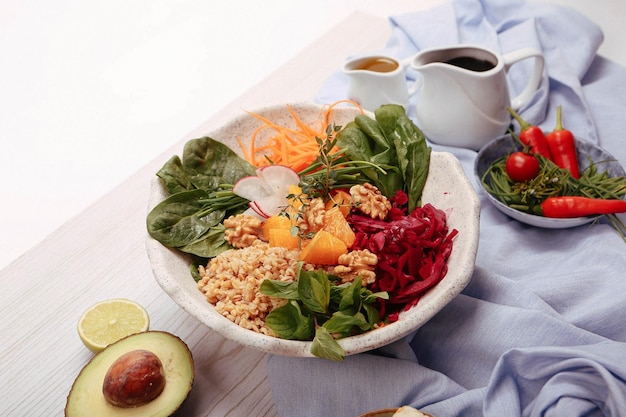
<box><xmin>298</xmin><ymin>124</ymin><xmax>387</xmax><ymax>201</ymax></box>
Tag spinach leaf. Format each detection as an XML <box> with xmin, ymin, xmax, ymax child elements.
<box><xmin>375</xmin><ymin>104</ymin><xmax>431</xmax><ymax>211</ymax></box>
<box><xmin>148</xmin><ymin>136</ymin><xmax>257</xmax><ymax>258</ymax></box>
<box><xmin>157</xmin><ymin>155</ymin><xmax>193</xmax><ymax>195</ymax></box>
<box><xmin>336</xmin><ymin>104</ymin><xmax>431</xmax><ymax>211</ymax></box>
<box><xmin>353</xmin><ymin>115</ymin><xmax>392</xmax><ymax>154</ymax></box>
<box><xmin>336</xmin><ymin>119</ymin><xmax>401</xmax><ymax>197</ymax></box>
<box><xmin>189</xmin><ymin>257</ymin><xmax>207</xmax><ymax>282</ymax></box>
<box><xmin>178</xmin><ymin>225</ymin><xmax>230</xmax><ymax>258</ymax></box>
<box><xmin>147</xmin><ymin>189</ymin><xmax>224</xmax><ymax>247</ymax></box>
<box><xmin>332</xmin><ymin>121</ymin><xmax>382</xmax><ymax>185</ymax></box>
<box><xmin>354</xmin><ymin>115</ymin><xmax>404</xmax><ymax>196</ymax></box>
<box><xmin>182</xmin><ymin>137</ymin><xmax>256</xmax><ymax>191</ymax></box>
<box><xmin>375</xmin><ymin>105</ymin><xmax>412</xmax><ymax>179</ymax></box>
<box><xmin>406</xmin><ymin>141</ymin><xmax>431</xmax><ymax>212</ymax></box>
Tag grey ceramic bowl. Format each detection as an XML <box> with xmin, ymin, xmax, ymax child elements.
<box><xmin>475</xmin><ymin>133</ymin><xmax>625</xmax><ymax>228</ymax></box>
<box><xmin>146</xmin><ymin>102</ymin><xmax>480</xmax><ymax>357</ymax></box>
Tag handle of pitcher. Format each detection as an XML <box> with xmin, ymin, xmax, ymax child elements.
<box><xmin>399</xmin><ymin>55</ymin><xmax>423</xmax><ymax>97</ymax></box>
<box><xmin>502</xmin><ymin>48</ymin><xmax>545</xmax><ymax>110</ymax></box>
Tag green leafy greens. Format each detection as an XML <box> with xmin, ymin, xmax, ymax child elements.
<box><xmin>260</xmin><ymin>264</ymin><xmax>388</xmax><ymax>360</ymax></box>
<box><xmin>335</xmin><ymin>104</ymin><xmax>431</xmax><ymax>211</ymax></box>
<box><xmin>147</xmin><ymin>137</ymin><xmax>255</xmax><ymax>259</ymax></box>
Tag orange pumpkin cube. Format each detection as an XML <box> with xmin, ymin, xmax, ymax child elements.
<box><xmin>323</xmin><ymin>206</ymin><xmax>356</xmax><ymax>248</ymax></box>
<box><xmin>261</xmin><ymin>214</ymin><xmax>293</xmax><ymax>240</ymax></box>
<box><xmin>299</xmin><ymin>230</ymin><xmax>348</xmax><ymax>265</ymax></box>
<box><xmin>325</xmin><ymin>190</ymin><xmax>352</xmax><ymax>217</ymax></box>
<box><xmin>268</xmin><ymin>228</ymin><xmax>299</xmax><ymax>249</ymax></box>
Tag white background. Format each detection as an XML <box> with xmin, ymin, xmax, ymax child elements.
<box><xmin>1</xmin><ymin>0</ymin><xmax>625</xmax><ymax>269</ymax></box>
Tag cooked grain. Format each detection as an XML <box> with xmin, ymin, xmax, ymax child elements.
<box><xmin>198</xmin><ymin>241</ymin><xmax>302</xmax><ymax>335</ymax></box>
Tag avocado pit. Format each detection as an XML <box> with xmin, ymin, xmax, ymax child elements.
<box><xmin>102</xmin><ymin>349</ymin><xmax>166</xmax><ymax>407</ymax></box>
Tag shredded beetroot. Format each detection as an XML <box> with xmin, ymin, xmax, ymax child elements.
<box><xmin>348</xmin><ymin>191</ymin><xmax>458</xmax><ymax>322</ymax></box>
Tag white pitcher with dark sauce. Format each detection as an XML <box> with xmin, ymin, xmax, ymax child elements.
<box><xmin>410</xmin><ymin>44</ymin><xmax>544</xmax><ymax>150</ymax></box>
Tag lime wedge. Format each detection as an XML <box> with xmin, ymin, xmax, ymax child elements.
<box><xmin>77</xmin><ymin>298</ymin><xmax>150</xmax><ymax>353</ymax></box>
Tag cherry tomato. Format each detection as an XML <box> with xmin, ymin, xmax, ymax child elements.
<box><xmin>505</xmin><ymin>151</ymin><xmax>540</xmax><ymax>182</ymax></box>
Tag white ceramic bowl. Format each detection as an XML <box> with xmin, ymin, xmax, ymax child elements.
<box><xmin>146</xmin><ymin>102</ymin><xmax>480</xmax><ymax>357</ymax></box>
<box><xmin>475</xmin><ymin>134</ymin><xmax>626</xmax><ymax>228</ymax></box>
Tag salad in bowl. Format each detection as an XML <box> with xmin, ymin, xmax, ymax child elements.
<box><xmin>146</xmin><ymin>102</ymin><xmax>480</xmax><ymax>360</ymax></box>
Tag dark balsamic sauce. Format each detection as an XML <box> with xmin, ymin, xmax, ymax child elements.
<box><xmin>444</xmin><ymin>56</ymin><xmax>495</xmax><ymax>72</ymax></box>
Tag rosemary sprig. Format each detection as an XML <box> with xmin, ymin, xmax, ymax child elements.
<box><xmin>298</xmin><ymin>125</ymin><xmax>387</xmax><ymax>200</ymax></box>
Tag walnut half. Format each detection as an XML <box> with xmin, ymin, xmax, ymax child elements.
<box><xmin>297</xmin><ymin>197</ymin><xmax>326</xmax><ymax>235</ymax></box>
<box><xmin>350</xmin><ymin>183</ymin><xmax>391</xmax><ymax>220</ymax></box>
<box><xmin>333</xmin><ymin>249</ymin><xmax>378</xmax><ymax>285</ymax></box>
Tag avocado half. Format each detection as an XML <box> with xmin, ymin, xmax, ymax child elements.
<box><xmin>65</xmin><ymin>331</ymin><xmax>194</xmax><ymax>417</ymax></box>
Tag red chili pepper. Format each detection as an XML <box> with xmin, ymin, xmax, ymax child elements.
<box><xmin>507</xmin><ymin>107</ymin><xmax>552</xmax><ymax>160</ymax></box>
<box><xmin>545</xmin><ymin>106</ymin><xmax>580</xmax><ymax>179</ymax></box>
<box><xmin>541</xmin><ymin>196</ymin><xmax>626</xmax><ymax>218</ymax></box>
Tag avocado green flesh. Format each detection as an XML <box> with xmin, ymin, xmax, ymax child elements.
<box><xmin>66</xmin><ymin>331</ymin><xmax>194</xmax><ymax>417</ymax></box>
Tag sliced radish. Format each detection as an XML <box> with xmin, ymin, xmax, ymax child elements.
<box><xmin>252</xmin><ymin>193</ymin><xmax>289</xmax><ymax>218</ymax></box>
<box><xmin>243</xmin><ymin>206</ymin><xmax>265</xmax><ymax>219</ymax></box>
<box><xmin>234</xmin><ymin>165</ymin><xmax>300</xmax><ymax>218</ymax></box>
<box><xmin>233</xmin><ymin>176</ymin><xmax>272</xmax><ymax>201</ymax></box>
<box><xmin>255</xmin><ymin>165</ymin><xmax>300</xmax><ymax>196</ymax></box>
<box><xmin>248</xmin><ymin>201</ymin><xmax>271</xmax><ymax>219</ymax></box>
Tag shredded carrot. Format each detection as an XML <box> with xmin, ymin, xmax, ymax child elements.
<box><xmin>239</xmin><ymin>100</ymin><xmax>364</xmax><ymax>172</ymax></box>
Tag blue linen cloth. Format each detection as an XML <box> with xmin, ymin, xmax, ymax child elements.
<box><xmin>266</xmin><ymin>0</ymin><xmax>626</xmax><ymax>416</ymax></box>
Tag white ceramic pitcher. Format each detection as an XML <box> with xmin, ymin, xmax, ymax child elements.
<box><xmin>342</xmin><ymin>55</ymin><xmax>418</xmax><ymax>111</ymax></box>
<box><xmin>410</xmin><ymin>44</ymin><xmax>544</xmax><ymax>150</ymax></box>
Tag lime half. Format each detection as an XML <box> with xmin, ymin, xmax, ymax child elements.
<box><xmin>77</xmin><ymin>298</ymin><xmax>150</xmax><ymax>353</ymax></box>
